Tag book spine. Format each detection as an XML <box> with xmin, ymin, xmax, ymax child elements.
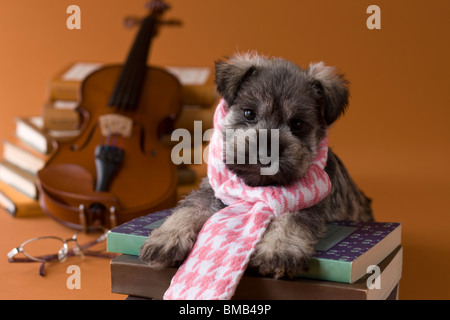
<box><xmin>15</xmin><ymin>118</ymin><xmax>50</xmax><ymax>154</ymax></box>
<box><xmin>47</xmin><ymin>79</ymin><xmax>80</xmax><ymax>101</ymax></box>
<box><xmin>0</xmin><ymin>190</ymin><xmax>17</xmax><ymax>216</ymax></box>
<box><xmin>2</xmin><ymin>140</ymin><xmax>47</xmax><ymax>174</ymax></box>
<box><xmin>0</xmin><ymin>180</ymin><xmax>43</xmax><ymax>217</ymax></box>
<box><xmin>111</xmin><ymin>257</ymin><xmax>176</xmax><ymax>299</ymax></box>
<box><xmin>0</xmin><ymin>162</ymin><xmax>38</xmax><ymax>200</ymax></box>
<box><xmin>107</xmin><ymin>232</ymin><xmax>146</xmax><ymax>256</ymax></box>
<box><xmin>298</xmin><ymin>257</ymin><xmax>352</xmax><ymax>283</ymax></box>
<box><xmin>0</xmin><ymin>203</ymin><xmax>43</xmax><ymax>217</ymax></box>
<box><xmin>42</xmin><ymin>106</ymin><xmax>79</xmax><ymax>130</ymax></box>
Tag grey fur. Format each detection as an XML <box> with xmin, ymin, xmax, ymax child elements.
<box><xmin>140</xmin><ymin>53</ymin><xmax>373</xmax><ymax>278</ymax></box>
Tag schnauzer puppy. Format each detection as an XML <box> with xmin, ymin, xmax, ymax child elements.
<box><xmin>140</xmin><ymin>53</ymin><xmax>373</xmax><ymax>278</ymax></box>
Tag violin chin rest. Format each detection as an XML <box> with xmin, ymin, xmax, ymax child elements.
<box><xmin>38</xmin><ymin>163</ymin><xmax>95</xmax><ymax>194</ymax></box>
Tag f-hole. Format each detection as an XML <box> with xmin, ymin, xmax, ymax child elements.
<box><xmin>71</xmin><ymin>123</ymin><xmax>98</xmax><ymax>151</ymax></box>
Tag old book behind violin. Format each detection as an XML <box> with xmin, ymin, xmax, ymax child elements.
<box><xmin>37</xmin><ymin>0</ymin><xmax>182</xmax><ymax>230</ymax></box>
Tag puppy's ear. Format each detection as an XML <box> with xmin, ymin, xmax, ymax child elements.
<box><xmin>307</xmin><ymin>62</ymin><xmax>349</xmax><ymax>126</ymax></box>
<box><xmin>215</xmin><ymin>56</ymin><xmax>257</xmax><ymax>106</ymax></box>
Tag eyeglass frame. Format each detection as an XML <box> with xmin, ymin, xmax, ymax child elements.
<box><xmin>7</xmin><ymin>227</ymin><xmax>117</xmax><ymax>276</ymax></box>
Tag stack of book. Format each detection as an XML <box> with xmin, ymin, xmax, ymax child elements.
<box><xmin>0</xmin><ymin>117</ymin><xmax>78</xmax><ymax>217</ymax></box>
<box><xmin>107</xmin><ymin>209</ymin><xmax>403</xmax><ymax>300</ymax></box>
<box><xmin>0</xmin><ymin>62</ymin><xmax>218</xmax><ymax>217</ymax></box>
<box><xmin>0</xmin><ymin>64</ymin><xmax>98</xmax><ymax>217</ymax></box>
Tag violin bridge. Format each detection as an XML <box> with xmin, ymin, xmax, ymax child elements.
<box><xmin>99</xmin><ymin>114</ymin><xmax>133</xmax><ymax>138</ymax></box>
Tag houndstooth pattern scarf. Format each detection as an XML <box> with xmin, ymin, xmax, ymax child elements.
<box><xmin>164</xmin><ymin>99</ymin><xmax>331</xmax><ymax>300</ymax></box>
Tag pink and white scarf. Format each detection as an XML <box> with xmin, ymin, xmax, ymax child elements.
<box><xmin>164</xmin><ymin>99</ymin><xmax>331</xmax><ymax>300</ymax></box>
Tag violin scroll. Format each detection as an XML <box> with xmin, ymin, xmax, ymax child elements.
<box><xmin>123</xmin><ymin>0</ymin><xmax>182</xmax><ymax>29</ymax></box>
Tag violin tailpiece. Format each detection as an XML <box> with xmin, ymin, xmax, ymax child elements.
<box><xmin>94</xmin><ymin>145</ymin><xmax>124</xmax><ymax>192</ymax></box>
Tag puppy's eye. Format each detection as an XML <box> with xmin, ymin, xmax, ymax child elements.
<box><xmin>243</xmin><ymin>109</ymin><xmax>256</xmax><ymax>121</ymax></box>
<box><xmin>290</xmin><ymin>118</ymin><xmax>303</xmax><ymax>131</ymax></box>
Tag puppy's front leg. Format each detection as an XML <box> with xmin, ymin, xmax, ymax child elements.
<box><xmin>249</xmin><ymin>206</ymin><xmax>326</xmax><ymax>279</ymax></box>
<box><xmin>139</xmin><ymin>178</ymin><xmax>225</xmax><ymax>268</ymax></box>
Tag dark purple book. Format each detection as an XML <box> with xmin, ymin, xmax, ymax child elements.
<box><xmin>107</xmin><ymin>210</ymin><xmax>401</xmax><ymax>283</ymax></box>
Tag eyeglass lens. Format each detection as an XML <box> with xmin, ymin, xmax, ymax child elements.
<box><xmin>22</xmin><ymin>237</ymin><xmax>67</xmax><ymax>262</ymax></box>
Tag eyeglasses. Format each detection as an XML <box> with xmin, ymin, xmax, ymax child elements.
<box><xmin>7</xmin><ymin>227</ymin><xmax>117</xmax><ymax>276</ymax></box>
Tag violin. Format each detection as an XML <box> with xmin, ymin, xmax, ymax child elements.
<box><xmin>37</xmin><ymin>0</ymin><xmax>182</xmax><ymax>229</ymax></box>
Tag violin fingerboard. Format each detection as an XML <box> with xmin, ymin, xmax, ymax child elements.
<box><xmin>107</xmin><ymin>15</ymin><xmax>157</xmax><ymax>111</ymax></box>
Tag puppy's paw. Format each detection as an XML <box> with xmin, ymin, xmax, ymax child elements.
<box><xmin>139</xmin><ymin>205</ymin><xmax>211</xmax><ymax>268</ymax></box>
<box><xmin>248</xmin><ymin>214</ymin><xmax>316</xmax><ymax>279</ymax></box>
<box><xmin>249</xmin><ymin>242</ymin><xmax>311</xmax><ymax>279</ymax></box>
<box><xmin>139</xmin><ymin>226</ymin><xmax>195</xmax><ymax>268</ymax></box>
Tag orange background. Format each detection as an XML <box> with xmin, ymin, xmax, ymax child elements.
<box><xmin>0</xmin><ymin>0</ymin><xmax>449</xmax><ymax>300</ymax></box>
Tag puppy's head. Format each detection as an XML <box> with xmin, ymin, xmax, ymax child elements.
<box><xmin>215</xmin><ymin>53</ymin><xmax>349</xmax><ymax>187</ymax></box>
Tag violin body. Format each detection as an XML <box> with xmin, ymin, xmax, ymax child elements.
<box><xmin>38</xmin><ymin>65</ymin><xmax>181</xmax><ymax>229</ymax></box>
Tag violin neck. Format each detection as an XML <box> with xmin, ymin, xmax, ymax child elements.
<box><xmin>107</xmin><ymin>14</ymin><xmax>157</xmax><ymax>111</ymax></box>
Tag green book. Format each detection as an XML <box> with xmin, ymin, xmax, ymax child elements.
<box><xmin>107</xmin><ymin>209</ymin><xmax>401</xmax><ymax>283</ymax></box>
<box><xmin>107</xmin><ymin>209</ymin><xmax>172</xmax><ymax>256</ymax></box>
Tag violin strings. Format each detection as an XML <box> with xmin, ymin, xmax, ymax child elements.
<box><xmin>104</xmin><ymin>127</ymin><xmax>112</xmax><ymax>150</ymax></box>
<box><xmin>123</xmin><ymin>16</ymin><xmax>154</xmax><ymax>111</ymax></box>
<box><xmin>112</xmin><ymin>15</ymin><xmax>154</xmax><ymax>112</ymax></box>
<box><xmin>111</xmin><ymin>133</ymin><xmax>118</xmax><ymax>148</ymax></box>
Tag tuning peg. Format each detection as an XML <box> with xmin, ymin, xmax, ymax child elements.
<box><xmin>159</xmin><ymin>18</ymin><xmax>183</xmax><ymax>27</ymax></box>
<box><xmin>146</xmin><ymin>0</ymin><xmax>170</xmax><ymax>12</ymax></box>
<box><xmin>123</xmin><ymin>16</ymin><xmax>142</xmax><ymax>29</ymax></box>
